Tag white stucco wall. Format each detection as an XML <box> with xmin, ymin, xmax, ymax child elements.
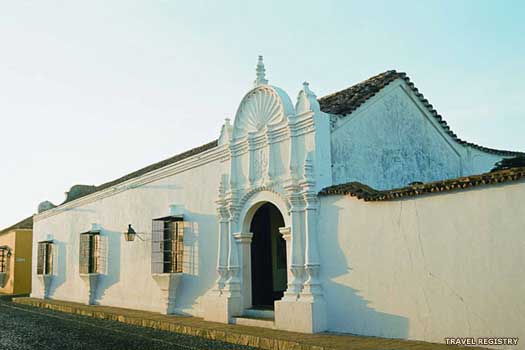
<box><xmin>330</xmin><ymin>79</ymin><xmax>508</xmax><ymax>190</ymax></box>
<box><xmin>28</xmin><ymin>63</ymin><xmax>522</xmax><ymax>344</ymax></box>
<box><xmin>319</xmin><ymin>180</ymin><xmax>525</xmax><ymax>349</ymax></box>
<box><xmin>467</xmin><ymin>146</ymin><xmax>508</xmax><ymax>175</ymax></box>
<box><xmin>31</xmin><ymin>147</ymin><xmax>227</xmax><ymax>316</ymax></box>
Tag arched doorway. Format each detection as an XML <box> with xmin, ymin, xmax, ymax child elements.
<box><xmin>249</xmin><ymin>202</ymin><xmax>287</xmax><ymax>309</ymax></box>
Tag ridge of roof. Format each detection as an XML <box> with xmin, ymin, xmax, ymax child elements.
<box><xmin>60</xmin><ymin>139</ymin><xmax>219</xmax><ymax>205</ymax></box>
<box><xmin>42</xmin><ymin>70</ymin><xmax>522</xmax><ymax>209</ymax></box>
<box><xmin>319</xmin><ymin>166</ymin><xmax>525</xmax><ymax>201</ymax></box>
<box><xmin>317</xmin><ymin>70</ymin><xmax>523</xmax><ymax>157</ymax></box>
<box><xmin>0</xmin><ymin>215</ymin><xmax>33</xmax><ymax>235</ymax></box>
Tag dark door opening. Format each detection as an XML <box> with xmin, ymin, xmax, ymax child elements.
<box><xmin>250</xmin><ymin>202</ymin><xmax>287</xmax><ymax>309</ymax></box>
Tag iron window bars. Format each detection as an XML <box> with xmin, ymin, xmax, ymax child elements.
<box><xmin>0</xmin><ymin>247</ymin><xmax>7</xmax><ymax>273</ymax></box>
<box><xmin>37</xmin><ymin>241</ymin><xmax>53</xmax><ymax>275</ymax></box>
<box><xmin>151</xmin><ymin>216</ymin><xmax>184</xmax><ymax>274</ymax></box>
<box><xmin>79</xmin><ymin>231</ymin><xmax>100</xmax><ymax>274</ymax></box>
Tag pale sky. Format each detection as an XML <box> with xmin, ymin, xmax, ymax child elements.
<box><xmin>1</xmin><ymin>0</ymin><xmax>524</xmax><ymax>229</ymax></box>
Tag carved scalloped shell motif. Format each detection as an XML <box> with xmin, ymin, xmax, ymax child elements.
<box><xmin>233</xmin><ymin>87</ymin><xmax>284</xmax><ymax>138</ymax></box>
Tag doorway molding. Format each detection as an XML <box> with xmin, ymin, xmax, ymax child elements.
<box><xmin>203</xmin><ymin>65</ymin><xmax>329</xmax><ymax>332</ymax></box>
<box><xmin>235</xmin><ymin>192</ymin><xmax>290</xmax><ymax>312</ymax></box>
<box><xmin>238</xmin><ymin>189</ymin><xmax>291</xmax><ymax>233</ymax></box>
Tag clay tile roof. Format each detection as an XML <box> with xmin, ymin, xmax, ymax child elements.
<box><xmin>318</xmin><ymin>70</ymin><xmax>401</xmax><ymax>115</ymax></box>
<box><xmin>63</xmin><ymin>185</ymin><xmax>98</xmax><ymax>204</ymax></box>
<box><xmin>0</xmin><ymin>216</ymin><xmax>33</xmax><ymax>235</ymax></box>
<box><xmin>61</xmin><ymin>139</ymin><xmax>219</xmax><ymax>205</ymax></box>
<box><xmin>319</xmin><ymin>166</ymin><xmax>525</xmax><ymax>201</ymax></box>
<box><xmin>318</xmin><ymin>70</ymin><xmax>523</xmax><ymax>157</ymax></box>
<box><xmin>492</xmin><ymin>155</ymin><xmax>525</xmax><ymax>171</ymax></box>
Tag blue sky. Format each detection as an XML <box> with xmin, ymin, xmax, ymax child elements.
<box><xmin>0</xmin><ymin>0</ymin><xmax>524</xmax><ymax>229</ymax></box>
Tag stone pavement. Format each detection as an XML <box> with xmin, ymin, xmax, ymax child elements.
<box><xmin>1</xmin><ymin>299</ymin><xmax>254</xmax><ymax>350</ymax></box>
<box><xmin>13</xmin><ymin>297</ymin><xmax>489</xmax><ymax>350</ymax></box>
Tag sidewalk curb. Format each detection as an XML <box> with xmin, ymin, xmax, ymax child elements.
<box><xmin>13</xmin><ymin>297</ymin><xmax>324</xmax><ymax>350</ymax></box>
<box><xmin>12</xmin><ymin>297</ymin><xmax>489</xmax><ymax>350</ymax></box>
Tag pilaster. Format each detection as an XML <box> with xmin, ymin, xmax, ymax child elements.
<box><xmin>234</xmin><ymin>232</ymin><xmax>254</xmax><ymax>310</ymax></box>
<box><xmin>281</xmin><ymin>189</ymin><xmax>305</xmax><ymax>301</ymax></box>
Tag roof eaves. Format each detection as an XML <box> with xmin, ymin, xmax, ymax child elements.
<box><xmin>0</xmin><ymin>215</ymin><xmax>34</xmax><ymax>235</ymax></box>
<box><xmin>319</xmin><ymin>166</ymin><xmax>525</xmax><ymax>201</ymax></box>
<box><xmin>61</xmin><ymin>139</ymin><xmax>219</xmax><ymax>205</ymax></box>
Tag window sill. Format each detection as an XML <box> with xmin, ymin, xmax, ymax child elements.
<box><xmin>152</xmin><ymin>273</ymin><xmax>183</xmax><ymax>315</ymax></box>
<box><xmin>152</xmin><ymin>272</ymin><xmax>183</xmax><ymax>277</ymax></box>
<box><xmin>79</xmin><ymin>272</ymin><xmax>100</xmax><ymax>277</ymax></box>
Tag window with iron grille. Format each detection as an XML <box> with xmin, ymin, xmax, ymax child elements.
<box><xmin>37</xmin><ymin>241</ymin><xmax>53</xmax><ymax>275</ymax></box>
<box><xmin>0</xmin><ymin>248</ymin><xmax>7</xmax><ymax>273</ymax></box>
<box><xmin>151</xmin><ymin>216</ymin><xmax>184</xmax><ymax>274</ymax></box>
<box><xmin>79</xmin><ymin>231</ymin><xmax>100</xmax><ymax>274</ymax></box>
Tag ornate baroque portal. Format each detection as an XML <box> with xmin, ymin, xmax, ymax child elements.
<box><xmin>204</xmin><ymin>57</ymin><xmax>331</xmax><ymax>333</ymax></box>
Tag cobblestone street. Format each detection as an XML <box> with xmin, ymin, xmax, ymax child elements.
<box><xmin>0</xmin><ymin>300</ymin><xmax>255</xmax><ymax>350</ymax></box>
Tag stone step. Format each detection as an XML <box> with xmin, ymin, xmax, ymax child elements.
<box><xmin>243</xmin><ymin>308</ymin><xmax>275</xmax><ymax>319</ymax></box>
<box><xmin>231</xmin><ymin>315</ymin><xmax>275</xmax><ymax>329</ymax></box>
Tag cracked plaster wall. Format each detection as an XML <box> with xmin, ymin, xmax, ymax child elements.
<box><xmin>319</xmin><ymin>181</ymin><xmax>525</xmax><ymax>349</ymax></box>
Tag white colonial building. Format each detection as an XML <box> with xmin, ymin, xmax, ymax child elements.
<box><xmin>31</xmin><ymin>57</ymin><xmax>525</xmax><ymax>347</ymax></box>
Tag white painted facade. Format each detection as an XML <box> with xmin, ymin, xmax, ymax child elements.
<box><xmin>31</xmin><ymin>58</ymin><xmax>524</xmax><ymax>347</ymax></box>
<box><xmin>330</xmin><ymin>78</ymin><xmax>504</xmax><ymax>190</ymax></box>
<box><xmin>319</xmin><ymin>182</ymin><xmax>525</xmax><ymax>348</ymax></box>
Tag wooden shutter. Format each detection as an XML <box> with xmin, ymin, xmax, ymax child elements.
<box><xmin>37</xmin><ymin>242</ymin><xmax>45</xmax><ymax>275</ymax></box>
<box><xmin>151</xmin><ymin>220</ymin><xmax>164</xmax><ymax>274</ymax></box>
<box><xmin>163</xmin><ymin>221</ymin><xmax>173</xmax><ymax>273</ymax></box>
<box><xmin>79</xmin><ymin>234</ymin><xmax>90</xmax><ymax>274</ymax></box>
<box><xmin>45</xmin><ymin>243</ymin><xmax>53</xmax><ymax>275</ymax></box>
<box><xmin>174</xmin><ymin>221</ymin><xmax>184</xmax><ymax>273</ymax></box>
<box><xmin>91</xmin><ymin>234</ymin><xmax>100</xmax><ymax>273</ymax></box>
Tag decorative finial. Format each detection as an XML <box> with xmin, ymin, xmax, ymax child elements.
<box><xmin>254</xmin><ymin>55</ymin><xmax>268</xmax><ymax>87</ymax></box>
<box><xmin>218</xmin><ymin>117</ymin><xmax>233</xmax><ymax>146</ymax></box>
<box><xmin>295</xmin><ymin>81</ymin><xmax>320</xmax><ymax>114</ymax></box>
<box><xmin>303</xmin><ymin>81</ymin><xmax>314</xmax><ymax>96</ymax></box>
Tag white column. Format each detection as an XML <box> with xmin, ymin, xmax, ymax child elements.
<box><xmin>301</xmin><ymin>195</ymin><xmax>323</xmax><ymax>300</ymax></box>
<box><xmin>214</xmin><ymin>173</ymin><xmax>230</xmax><ymax>295</ymax></box>
<box><xmin>213</xmin><ymin>210</ymin><xmax>229</xmax><ymax>295</ymax></box>
<box><xmin>224</xmin><ymin>218</ymin><xmax>241</xmax><ymax>298</ymax></box>
<box><xmin>278</xmin><ymin>226</ymin><xmax>292</xmax><ymax>291</ymax></box>
<box><xmin>282</xmin><ymin>192</ymin><xmax>305</xmax><ymax>301</ymax></box>
<box><xmin>234</xmin><ymin>232</ymin><xmax>253</xmax><ymax>310</ymax></box>
<box><xmin>203</xmin><ymin>205</ymin><xmax>242</xmax><ymax>323</ymax></box>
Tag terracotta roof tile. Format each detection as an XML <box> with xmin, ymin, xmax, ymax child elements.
<box><xmin>0</xmin><ymin>216</ymin><xmax>33</xmax><ymax>235</ymax></box>
<box><xmin>62</xmin><ymin>139</ymin><xmax>218</xmax><ymax>204</ymax></box>
<box><xmin>318</xmin><ymin>70</ymin><xmax>523</xmax><ymax>156</ymax></box>
<box><xmin>318</xmin><ymin>70</ymin><xmax>400</xmax><ymax>115</ymax></box>
<box><xmin>319</xmin><ymin>166</ymin><xmax>525</xmax><ymax>201</ymax></box>
<box><xmin>492</xmin><ymin>155</ymin><xmax>525</xmax><ymax>171</ymax></box>
<box><xmin>47</xmin><ymin>71</ymin><xmax>522</xmax><ymax>208</ymax></box>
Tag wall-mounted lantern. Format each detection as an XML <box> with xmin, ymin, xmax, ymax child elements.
<box><xmin>124</xmin><ymin>224</ymin><xmax>148</xmax><ymax>242</ymax></box>
<box><xmin>124</xmin><ymin>224</ymin><xmax>137</xmax><ymax>242</ymax></box>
